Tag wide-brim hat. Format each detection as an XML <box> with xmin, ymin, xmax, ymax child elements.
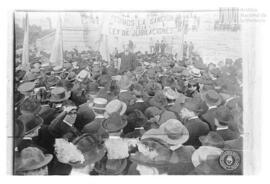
<box><xmin>142</xmin><ymin>119</ymin><xmax>189</xmax><ymax>145</ymax></box>
<box><xmin>71</xmin><ymin>134</ymin><xmax>106</xmax><ymax>168</ymax></box>
<box><xmin>201</xmin><ymin>90</ymin><xmax>222</xmax><ymax>106</ymax></box>
<box><xmin>94</xmin><ymin>158</ymin><xmax>128</xmax><ymax>175</ymax></box>
<box><xmin>104</xmin><ymin>99</ymin><xmax>127</xmax><ymax>119</ymax></box>
<box><xmin>18</xmin><ymin>114</ymin><xmax>43</xmax><ymax>135</ymax></box>
<box><xmin>16</xmin><ymin>147</ymin><xmax>53</xmax><ymax>172</ymax></box>
<box><xmin>49</xmin><ymin>87</ymin><xmax>71</xmax><ymax>102</ymax></box>
<box><xmin>129</xmin><ymin>138</ymin><xmax>176</xmax><ymax>167</ymax></box>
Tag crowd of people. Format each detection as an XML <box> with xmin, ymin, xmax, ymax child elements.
<box><xmin>13</xmin><ymin>42</ymin><xmax>243</xmax><ymax>175</ymax></box>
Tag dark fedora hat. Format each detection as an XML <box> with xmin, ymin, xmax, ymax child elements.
<box><xmin>94</xmin><ymin>158</ymin><xmax>128</xmax><ymax>175</ymax></box>
<box><xmin>101</xmin><ymin>112</ymin><xmax>127</xmax><ymax>133</ymax></box>
<box><xmin>199</xmin><ymin>131</ymin><xmax>225</xmax><ymax>148</ymax></box>
<box><xmin>71</xmin><ymin>133</ymin><xmax>106</xmax><ymax>168</ymax></box>
<box><xmin>202</xmin><ymin>90</ymin><xmax>222</xmax><ymax>106</ymax></box>
<box><xmin>49</xmin><ymin>87</ymin><xmax>71</xmax><ymax>102</ymax></box>
<box><xmin>20</xmin><ymin>97</ymin><xmax>41</xmax><ymax>115</ymax></box>
<box><xmin>183</xmin><ymin>97</ymin><xmax>203</xmax><ymax>113</ymax></box>
<box><xmin>17</xmin><ymin>114</ymin><xmax>43</xmax><ymax>135</ymax></box>
<box><xmin>215</xmin><ymin>105</ymin><xmax>233</xmax><ymax>124</ymax></box>
<box><xmin>46</xmin><ymin>76</ymin><xmax>60</xmax><ymax>88</ymax></box>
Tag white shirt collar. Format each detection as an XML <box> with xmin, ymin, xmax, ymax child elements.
<box><xmin>23</xmin><ymin>137</ymin><xmax>32</xmax><ymax>140</ymax></box>
<box><xmin>188</xmin><ymin>116</ymin><xmax>199</xmax><ymax>121</ymax></box>
<box><xmin>136</xmin><ymin>98</ymin><xmax>144</xmax><ymax>103</ymax></box>
<box><xmin>63</xmin><ymin>120</ymin><xmax>73</xmax><ymax>127</ymax></box>
<box><xmin>120</xmin><ymin>89</ymin><xmax>128</xmax><ymax>93</ymax></box>
<box><xmin>216</xmin><ymin>126</ymin><xmax>229</xmax><ymax>131</ymax></box>
<box><xmin>95</xmin><ymin>114</ymin><xmax>105</xmax><ymax>119</ymax></box>
<box><xmin>225</xmin><ymin>97</ymin><xmax>235</xmax><ymax>103</ymax></box>
<box><xmin>109</xmin><ymin>135</ymin><xmax>121</xmax><ymax>139</ymax></box>
<box><xmin>208</xmin><ymin>106</ymin><xmax>217</xmax><ymax>110</ymax></box>
<box><xmin>170</xmin><ymin>144</ymin><xmax>182</xmax><ymax>151</ymax></box>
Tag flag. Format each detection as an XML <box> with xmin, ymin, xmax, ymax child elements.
<box><xmin>50</xmin><ymin>14</ymin><xmax>63</xmax><ymax>67</ymax></box>
<box><xmin>21</xmin><ymin>13</ymin><xmax>30</xmax><ymax>71</ymax></box>
<box><xmin>97</xmin><ymin>16</ymin><xmax>110</xmax><ymax>64</ymax></box>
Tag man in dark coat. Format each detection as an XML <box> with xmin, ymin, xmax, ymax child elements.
<box><xmin>118</xmin><ymin>49</ymin><xmax>137</xmax><ymax>74</ymax></box>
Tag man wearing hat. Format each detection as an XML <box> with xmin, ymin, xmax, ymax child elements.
<box><xmin>16</xmin><ymin>114</ymin><xmax>47</xmax><ymax>153</ymax></box>
<box><xmin>82</xmin><ymin>98</ymin><xmax>109</xmax><ymax>141</ymax></box>
<box><xmin>73</xmin><ymin>84</ymin><xmax>99</xmax><ymax>131</ymax></box>
<box><xmin>48</xmin><ymin>100</ymin><xmax>80</xmax><ymax>142</ymax></box>
<box><xmin>69</xmin><ymin>133</ymin><xmax>106</xmax><ymax>175</ymax></box>
<box><xmin>214</xmin><ymin>105</ymin><xmax>240</xmax><ymax>141</ymax></box>
<box><xmin>122</xmin><ymin>109</ymin><xmax>148</xmax><ymax>137</ymax></box>
<box><xmin>125</xmin><ymin>83</ymin><xmax>151</xmax><ymax>114</ymax></box>
<box><xmin>167</xmin><ymin>145</ymin><xmax>196</xmax><ymax>175</ymax></box>
<box><xmin>179</xmin><ymin>97</ymin><xmax>210</xmax><ymax>148</ymax></box>
<box><xmin>92</xmin><ymin>112</ymin><xmax>130</xmax><ymax>175</ymax></box>
<box><xmin>15</xmin><ymin>147</ymin><xmax>53</xmax><ymax>175</ymax></box>
<box><xmin>201</xmin><ymin>89</ymin><xmax>223</xmax><ymax>131</ymax></box>
<box><xmin>118</xmin><ymin>75</ymin><xmax>137</xmax><ymax>106</ymax></box>
<box><xmin>118</xmin><ymin>48</ymin><xmax>137</xmax><ymax>74</ymax></box>
<box><xmin>128</xmin><ymin>137</ymin><xmax>178</xmax><ymax>175</ymax></box>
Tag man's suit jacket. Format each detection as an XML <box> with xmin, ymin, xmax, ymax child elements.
<box><xmin>74</xmin><ymin>102</ymin><xmax>96</xmax><ymax>131</ymax></box>
<box><xmin>119</xmin><ymin>53</ymin><xmax>137</xmax><ymax>73</ymax></box>
<box><xmin>216</xmin><ymin>128</ymin><xmax>240</xmax><ymax>141</ymax></box>
<box><xmin>167</xmin><ymin>145</ymin><xmax>195</xmax><ymax>175</ymax></box>
<box><xmin>200</xmin><ymin>108</ymin><xmax>218</xmax><ymax>131</ymax></box>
